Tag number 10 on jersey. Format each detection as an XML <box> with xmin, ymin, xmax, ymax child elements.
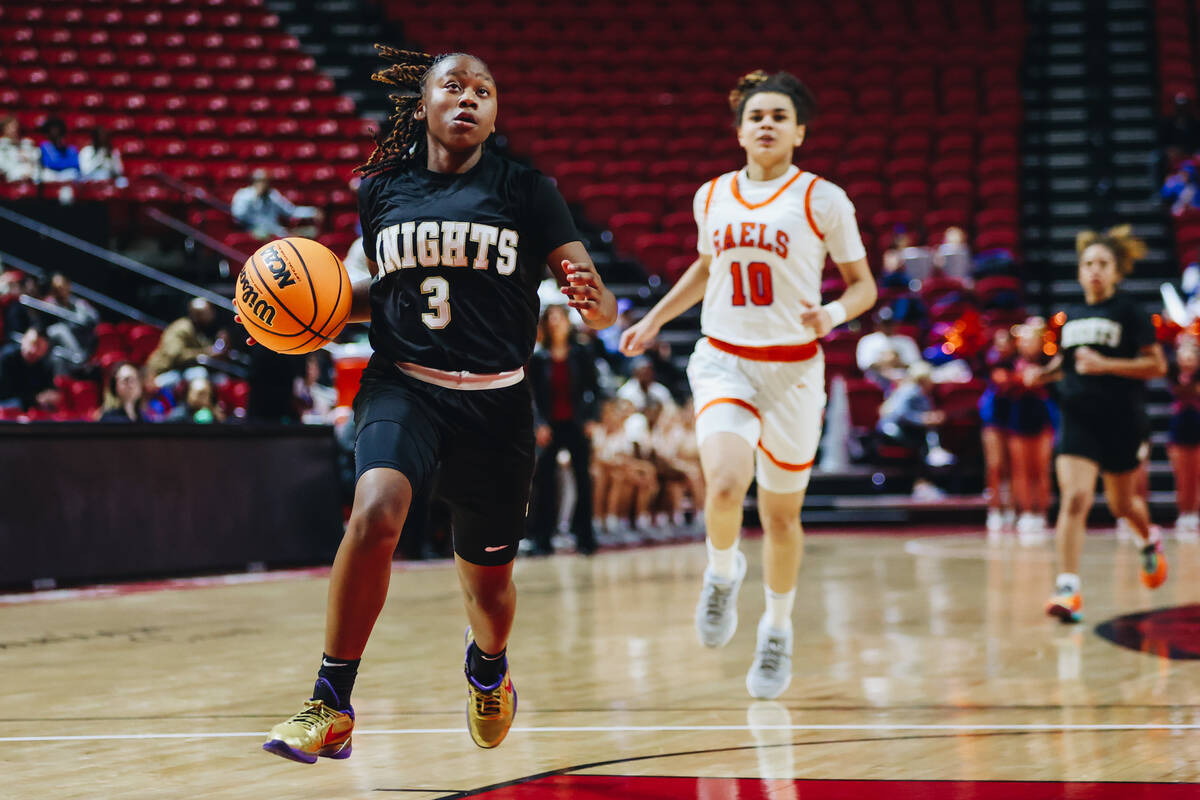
<box><xmin>730</xmin><ymin>261</ymin><xmax>774</xmax><ymax>306</ymax></box>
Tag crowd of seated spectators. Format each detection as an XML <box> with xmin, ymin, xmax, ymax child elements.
<box><xmin>0</xmin><ymin>115</ymin><xmax>127</xmax><ymax>188</ymax></box>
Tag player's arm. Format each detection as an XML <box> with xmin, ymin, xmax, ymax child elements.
<box><xmin>344</xmin><ymin>257</ymin><xmax>379</xmax><ymax>324</ymax></box>
<box><xmin>1075</xmin><ymin>343</ymin><xmax>1167</xmax><ymax>379</ymax></box>
<box><xmin>800</xmin><ymin>257</ymin><xmax>877</xmax><ymax>337</ymax></box>
<box><xmin>547</xmin><ymin>241</ymin><xmax>618</xmax><ymax>330</ymax></box>
<box><xmin>619</xmin><ymin>254</ymin><xmax>711</xmax><ymax>356</ymax></box>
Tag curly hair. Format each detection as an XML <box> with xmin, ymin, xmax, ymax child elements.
<box><xmin>728</xmin><ymin>69</ymin><xmax>817</xmax><ymax>127</ymax></box>
<box><xmin>356</xmin><ymin>46</ymin><xmax>491</xmax><ymax>176</ymax></box>
<box><xmin>1075</xmin><ymin>224</ymin><xmax>1147</xmax><ymax>276</ymax></box>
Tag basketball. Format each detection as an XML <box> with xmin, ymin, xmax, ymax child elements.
<box><xmin>235</xmin><ymin>237</ymin><xmax>352</xmax><ymax>355</ymax></box>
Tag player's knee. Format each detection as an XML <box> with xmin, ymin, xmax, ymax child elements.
<box><xmin>761</xmin><ymin>509</ymin><xmax>800</xmax><ymax>535</ymax></box>
<box><xmin>707</xmin><ymin>473</ymin><xmax>749</xmax><ymax>509</ymax></box>
<box><xmin>1062</xmin><ymin>488</ymin><xmax>1093</xmax><ymax>518</ymax></box>
<box><xmin>348</xmin><ymin>494</ymin><xmax>407</xmax><ymax>549</ymax></box>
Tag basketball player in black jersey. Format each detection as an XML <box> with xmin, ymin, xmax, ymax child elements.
<box><xmin>259</xmin><ymin>47</ymin><xmax>616</xmax><ymax>762</ymax></box>
<box><xmin>1034</xmin><ymin>226</ymin><xmax>1167</xmax><ymax>624</ymax></box>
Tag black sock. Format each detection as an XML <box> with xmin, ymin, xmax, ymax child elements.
<box><xmin>466</xmin><ymin>642</ymin><xmax>506</xmax><ymax>687</ymax></box>
<box><xmin>313</xmin><ymin>654</ymin><xmax>360</xmax><ymax>710</ymax></box>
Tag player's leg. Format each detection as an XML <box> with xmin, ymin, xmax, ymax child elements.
<box><xmin>694</xmin><ymin>431</ymin><xmax>755</xmax><ymax>646</ymax></box>
<box><xmin>264</xmin><ymin>374</ymin><xmax>441</xmax><ymax>763</ymax></box>
<box><xmin>1103</xmin><ymin>468</ymin><xmax>1167</xmax><ymax>589</ymax></box>
<box><xmin>1172</xmin><ymin>444</ymin><xmax>1200</xmax><ymax>538</ymax></box>
<box><xmin>982</xmin><ymin>426</ymin><xmax>1010</xmax><ymax>535</ymax></box>
<box><xmin>1047</xmin><ymin>454</ymin><xmax>1098</xmax><ymax>622</ymax></box>
<box><xmin>745</xmin><ymin>368</ymin><xmax>822</xmax><ymax>699</ymax></box>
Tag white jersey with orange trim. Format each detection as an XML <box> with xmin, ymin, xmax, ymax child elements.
<box><xmin>693</xmin><ymin>165</ymin><xmax>866</xmax><ymax>347</ymax></box>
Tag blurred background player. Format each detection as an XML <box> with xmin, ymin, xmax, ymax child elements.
<box><xmin>1008</xmin><ymin>317</ymin><xmax>1056</xmax><ymax>544</ymax></box>
<box><xmin>1039</xmin><ymin>226</ymin><xmax>1168</xmax><ymax>623</ymax></box>
<box><xmin>1168</xmin><ymin>334</ymin><xmax>1200</xmax><ymax>540</ymax></box>
<box><xmin>620</xmin><ymin>70</ymin><xmax>876</xmax><ymax>698</ymax></box>
<box><xmin>979</xmin><ymin>327</ymin><xmax>1016</xmax><ymax>538</ymax></box>
<box><xmin>261</xmin><ymin>47</ymin><xmax>615</xmax><ymax>762</ymax></box>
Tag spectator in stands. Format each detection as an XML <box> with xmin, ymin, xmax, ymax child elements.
<box><xmin>590</xmin><ymin>397</ymin><xmax>657</xmax><ymax>544</ymax></box>
<box><xmin>651</xmin><ymin>399</ymin><xmax>705</xmax><ymax>536</ymax></box>
<box><xmin>98</xmin><ymin>361</ymin><xmax>148</xmax><ymax>423</ymax></box>
<box><xmin>145</xmin><ymin>298</ymin><xmax>225</xmax><ymax>385</ymax></box>
<box><xmin>1162</xmin><ymin>92</ymin><xmax>1200</xmax><ymax>166</ymax></box>
<box><xmin>1161</xmin><ymin>160</ymin><xmax>1200</xmax><ymax>217</ymax></box>
<box><xmin>0</xmin><ymin>325</ymin><xmax>60</xmax><ymax>411</ymax></box>
<box><xmin>231</xmin><ymin>169</ymin><xmax>320</xmax><ymax>240</ymax></box>
<box><xmin>38</xmin><ymin>117</ymin><xmax>81</xmax><ymax>182</ymax></box>
<box><xmin>78</xmin><ymin>127</ymin><xmax>126</xmax><ymax>185</ymax></box>
<box><xmin>880</xmin><ymin>247</ymin><xmax>909</xmax><ymax>289</ymax></box>
<box><xmin>617</xmin><ymin>357</ymin><xmax>677</xmax><ymax>410</ymax></box>
<box><xmin>526</xmin><ymin>303</ymin><xmax>601</xmax><ymax>555</ymax></box>
<box><xmin>166</xmin><ymin>376</ymin><xmax>224</xmax><ymax>424</ymax></box>
<box><xmin>0</xmin><ymin>115</ymin><xmax>38</xmax><ymax>182</ymax></box>
<box><xmin>3</xmin><ymin>272</ymin><xmax>42</xmax><ymax>336</ymax></box>
<box><xmin>44</xmin><ymin>272</ymin><xmax>99</xmax><ymax>356</ymax></box>
<box><xmin>877</xmin><ymin>360</ymin><xmax>955</xmax><ymax>482</ymax></box>
<box><xmin>856</xmin><ymin>306</ymin><xmax>921</xmax><ymax>390</ymax></box>
<box><xmin>139</xmin><ymin>365</ymin><xmax>176</xmax><ymax>422</ymax></box>
<box><xmin>648</xmin><ymin>339</ymin><xmax>687</xmax><ymax>403</ymax></box>
<box><xmin>295</xmin><ymin>352</ymin><xmax>338</xmax><ymax>424</ymax></box>
<box><xmin>934</xmin><ymin>226</ymin><xmax>973</xmax><ymax>281</ymax></box>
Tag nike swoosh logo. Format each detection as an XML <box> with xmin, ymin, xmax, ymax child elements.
<box><xmin>322</xmin><ymin>660</ymin><xmax>348</xmax><ymax>667</ymax></box>
<box><xmin>483</xmin><ymin>545</ymin><xmax>510</xmax><ymax>552</ymax></box>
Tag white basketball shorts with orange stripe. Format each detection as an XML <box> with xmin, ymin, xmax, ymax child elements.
<box><xmin>686</xmin><ymin>337</ymin><xmax>825</xmax><ymax>494</ymax></box>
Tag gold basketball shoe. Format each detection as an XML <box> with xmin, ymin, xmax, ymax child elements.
<box><xmin>464</xmin><ymin>627</ymin><xmax>517</xmax><ymax>748</ymax></box>
<box><xmin>262</xmin><ymin>698</ymin><xmax>354</xmax><ymax>764</ymax></box>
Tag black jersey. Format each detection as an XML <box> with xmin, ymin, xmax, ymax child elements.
<box><xmin>1058</xmin><ymin>291</ymin><xmax>1156</xmax><ymax>410</ymax></box>
<box><xmin>359</xmin><ymin>152</ymin><xmax>578</xmax><ymax>373</ymax></box>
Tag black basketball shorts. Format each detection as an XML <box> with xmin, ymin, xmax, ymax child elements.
<box><xmin>1056</xmin><ymin>400</ymin><xmax>1145</xmax><ymax>474</ymax></box>
<box><xmin>353</xmin><ymin>356</ymin><xmax>535</xmax><ymax>566</ymax></box>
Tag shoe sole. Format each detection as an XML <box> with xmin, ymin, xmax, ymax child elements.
<box><xmin>262</xmin><ymin>738</ymin><xmax>352</xmax><ymax>763</ymax></box>
<box><xmin>1046</xmin><ymin>604</ymin><xmax>1082</xmax><ymax>624</ymax></box>
<box><xmin>747</xmin><ymin>672</ymin><xmax>792</xmax><ymax>700</ymax></box>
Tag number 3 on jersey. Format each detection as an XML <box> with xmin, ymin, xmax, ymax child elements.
<box><xmin>729</xmin><ymin>260</ymin><xmax>774</xmax><ymax>306</ymax></box>
<box><xmin>420</xmin><ymin>276</ymin><xmax>451</xmax><ymax>329</ymax></box>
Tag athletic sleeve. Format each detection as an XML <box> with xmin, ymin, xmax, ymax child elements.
<box><xmin>693</xmin><ymin>180</ymin><xmax>714</xmax><ymax>255</ymax></box>
<box><xmin>814</xmin><ymin>182</ymin><xmax>867</xmax><ymax>264</ymax></box>
<box><xmin>526</xmin><ymin>172</ymin><xmax>579</xmax><ymax>262</ymax></box>
<box><xmin>357</xmin><ymin>176</ymin><xmax>378</xmax><ymax>262</ymax></box>
<box><xmin>1128</xmin><ymin>300</ymin><xmax>1157</xmax><ymax>349</ymax></box>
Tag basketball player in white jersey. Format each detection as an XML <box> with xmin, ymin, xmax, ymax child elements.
<box><xmin>621</xmin><ymin>70</ymin><xmax>876</xmax><ymax>698</ymax></box>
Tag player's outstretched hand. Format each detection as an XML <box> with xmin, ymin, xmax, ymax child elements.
<box><xmin>799</xmin><ymin>299</ymin><xmax>834</xmax><ymax>338</ymax></box>
<box><xmin>619</xmin><ymin>317</ymin><xmax>660</xmax><ymax>357</ymax></box>
<box><xmin>233</xmin><ymin>314</ymin><xmax>257</xmax><ymax>347</ymax></box>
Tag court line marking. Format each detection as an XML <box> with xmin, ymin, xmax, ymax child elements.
<box><xmin>7</xmin><ymin>722</ymin><xmax>1200</xmax><ymax>743</ymax></box>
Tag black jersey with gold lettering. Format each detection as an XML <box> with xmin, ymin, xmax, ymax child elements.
<box><xmin>1058</xmin><ymin>291</ymin><xmax>1156</xmax><ymax>410</ymax></box>
<box><xmin>358</xmin><ymin>152</ymin><xmax>578</xmax><ymax>373</ymax></box>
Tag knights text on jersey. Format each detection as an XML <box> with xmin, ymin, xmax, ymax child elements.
<box><xmin>1058</xmin><ymin>291</ymin><xmax>1156</xmax><ymax>410</ymax></box>
<box><xmin>692</xmin><ymin>165</ymin><xmax>866</xmax><ymax>347</ymax></box>
<box><xmin>359</xmin><ymin>152</ymin><xmax>579</xmax><ymax>373</ymax></box>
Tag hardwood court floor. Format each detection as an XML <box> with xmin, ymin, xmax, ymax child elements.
<box><xmin>3</xmin><ymin>532</ymin><xmax>1200</xmax><ymax>799</ymax></box>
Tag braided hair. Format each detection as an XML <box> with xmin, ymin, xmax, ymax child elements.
<box><xmin>1075</xmin><ymin>224</ymin><xmax>1147</xmax><ymax>276</ymax></box>
<box><xmin>728</xmin><ymin>70</ymin><xmax>817</xmax><ymax>127</ymax></box>
<box><xmin>356</xmin><ymin>46</ymin><xmax>491</xmax><ymax>176</ymax></box>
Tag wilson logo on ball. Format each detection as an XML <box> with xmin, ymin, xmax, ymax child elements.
<box><xmin>261</xmin><ymin>245</ymin><xmax>297</xmax><ymax>289</ymax></box>
<box><xmin>238</xmin><ymin>271</ymin><xmax>278</xmax><ymax>327</ymax></box>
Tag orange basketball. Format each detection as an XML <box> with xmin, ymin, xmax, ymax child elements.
<box><xmin>235</xmin><ymin>237</ymin><xmax>352</xmax><ymax>355</ymax></box>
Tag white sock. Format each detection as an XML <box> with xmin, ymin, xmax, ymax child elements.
<box><xmin>636</xmin><ymin>513</ymin><xmax>652</xmax><ymax>530</ymax></box>
<box><xmin>672</xmin><ymin>511</ymin><xmax>686</xmax><ymax>527</ymax></box>
<box><xmin>764</xmin><ymin>587</ymin><xmax>795</xmax><ymax>631</ymax></box>
<box><xmin>1055</xmin><ymin>572</ymin><xmax>1080</xmax><ymax>595</ymax></box>
<box><xmin>654</xmin><ymin>512</ymin><xmax>669</xmax><ymax>527</ymax></box>
<box><xmin>706</xmin><ymin>538</ymin><xmax>739</xmax><ymax>580</ymax></box>
<box><xmin>605</xmin><ymin>514</ymin><xmax>620</xmax><ymax>531</ymax></box>
<box><xmin>592</xmin><ymin>517</ymin><xmax>604</xmax><ymax>532</ymax></box>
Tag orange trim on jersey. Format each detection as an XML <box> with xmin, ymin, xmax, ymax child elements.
<box><xmin>730</xmin><ymin>168</ymin><xmax>805</xmax><ymax>211</ymax></box>
<box><xmin>707</xmin><ymin>336</ymin><xmax>819</xmax><ymax>363</ymax></box>
<box><xmin>696</xmin><ymin>396</ymin><xmax>761</xmax><ymax>420</ymax></box>
<box><xmin>703</xmin><ymin>177</ymin><xmax>719</xmax><ymax>219</ymax></box>
<box><xmin>758</xmin><ymin>442</ymin><xmax>815</xmax><ymax>472</ymax></box>
<box><xmin>804</xmin><ymin>176</ymin><xmax>825</xmax><ymax>240</ymax></box>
